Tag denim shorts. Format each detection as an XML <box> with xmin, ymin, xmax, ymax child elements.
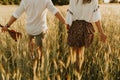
<box><xmin>29</xmin><ymin>32</ymin><xmax>45</xmax><ymax>47</ymax></box>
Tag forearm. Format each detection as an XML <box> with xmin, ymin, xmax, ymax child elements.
<box><xmin>7</xmin><ymin>16</ymin><xmax>17</xmax><ymax>27</ymax></box>
<box><xmin>95</xmin><ymin>20</ymin><xmax>104</xmax><ymax>34</ymax></box>
<box><xmin>55</xmin><ymin>12</ymin><xmax>65</xmax><ymax>24</ymax></box>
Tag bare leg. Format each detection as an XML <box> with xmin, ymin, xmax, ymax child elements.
<box><xmin>77</xmin><ymin>47</ymin><xmax>85</xmax><ymax>71</ymax></box>
<box><xmin>76</xmin><ymin>47</ymin><xmax>84</xmax><ymax>71</ymax></box>
<box><xmin>28</xmin><ymin>37</ymin><xmax>35</xmax><ymax>59</ymax></box>
<box><xmin>72</xmin><ymin>47</ymin><xmax>77</xmax><ymax>63</ymax></box>
<box><xmin>37</xmin><ymin>46</ymin><xmax>42</xmax><ymax>60</ymax></box>
<box><xmin>73</xmin><ymin>47</ymin><xmax>85</xmax><ymax>72</ymax></box>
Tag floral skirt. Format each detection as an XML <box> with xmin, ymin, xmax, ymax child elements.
<box><xmin>67</xmin><ymin>20</ymin><xmax>95</xmax><ymax>48</ymax></box>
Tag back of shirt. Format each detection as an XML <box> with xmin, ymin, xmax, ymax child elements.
<box><xmin>13</xmin><ymin>0</ymin><xmax>58</xmax><ymax>35</ymax></box>
<box><xmin>66</xmin><ymin>0</ymin><xmax>101</xmax><ymax>25</ymax></box>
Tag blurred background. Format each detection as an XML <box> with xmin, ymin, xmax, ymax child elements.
<box><xmin>0</xmin><ymin>0</ymin><xmax>120</xmax><ymax>80</ymax></box>
<box><xmin>0</xmin><ymin>0</ymin><xmax>120</xmax><ymax>5</ymax></box>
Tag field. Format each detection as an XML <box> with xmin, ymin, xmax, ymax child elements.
<box><xmin>0</xmin><ymin>4</ymin><xmax>120</xmax><ymax>80</ymax></box>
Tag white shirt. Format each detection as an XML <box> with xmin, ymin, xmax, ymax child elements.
<box><xmin>13</xmin><ymin>0</ymin><xmax>58</xmax><ymax>35</ymax></box>
<box><xmin>66</xmin><ymin>0</ymin><xmax>101</xmax><ymax>26</ymax></box>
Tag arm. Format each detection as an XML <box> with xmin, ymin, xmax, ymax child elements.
<box><xmin>91</xmin><ymin>1</ymin><xmax>107</xmax><ymax>43</ymax></box>
<box><xmin>95</xmin><ymin>20</ymin><xmax>107</xmax><ymax>43</ymax></box>
<box><xmin>55</xmin><ymin>12</ymin><xmax>65</xmax><ymax>24</ymax></box>
<box><xmin>2</xmin><ymin>0</ymin><xmax>25</xmax><ymax>31</ymax></box>
<box><xmin>6</xmin><ymin>16</ymin><xmax>17</xmax><ymax>27</ymax></box>
<box><xmin>65</xmin><ymin>0</ymin><xmax>73</xmax><ymax>30</ymax></box>
<box><xmin>47</xmin><ymin>0</ymin><xmax>65</xmax><ymax>24</ymax></box>
<box><xmin>65</xmin><ymin>11</ymin><xmax>73</xmax><ymax>30</ymax></box>
<box><xmin>95</xmin><ymin>20</ymin><xmax>104</xmax><ymax>34</ymax></box>
<box><xmin>2</xmin><ymin>16</ymin><xmax>17</xmax><ymax>31</ymax></box>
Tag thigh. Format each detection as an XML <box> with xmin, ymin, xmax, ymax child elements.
<box><xmin>28</xmin><ymin>35</ymin><xmax>34</xmax><ymax>45</ymax></box>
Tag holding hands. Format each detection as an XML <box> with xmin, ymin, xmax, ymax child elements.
<box><xmin>0</xmin><ymin>24</ymin><xmax>22</xmax><ymax>41</ymax></box>
<box><xmin>1</xmin><ymin>24</ymin><xmax>9</xmax><ymax>32</ymax></box>
<box><xmin>66</xmin><ymin>24</ymin><xmax>70</xmax><ymax>30</ymax></box>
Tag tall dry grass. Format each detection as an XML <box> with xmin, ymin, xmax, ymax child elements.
<box><xmin>0</xmin><ymin>4</ymin><xmax>120</xmax><ymax>80</ymax></box>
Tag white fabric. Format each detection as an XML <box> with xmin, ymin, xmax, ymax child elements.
<box><xmin>66</xmin><ymin>0</ymin><xmax>101</xmax><ymax>26</ymax></box>
<box><xmin>12</xmin><ymin>0</ymin><xmax>58</xmax><ymax>35</ymax></box>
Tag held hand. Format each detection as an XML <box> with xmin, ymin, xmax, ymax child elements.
<box><xmin>0</xmin><ymin>24</ymin><xmax>8</xmax><ymax>32</ymax></box>
<box><xmin>2</xmin><ymin>26</ymin><xmax>8</xmax><ymax>32</ymax></box>
<box><xmin>66</xmin><ymin>24</ymin><xmax>70</xmax><ymax>30</ymax></box>
<box><xmin>100</xmin><ymin>33</ymin><xmax>107</xmax><ymax>43</ymax></box>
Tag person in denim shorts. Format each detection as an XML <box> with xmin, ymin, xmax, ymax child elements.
<box><xmin>2</xmin><ymin>0</ymin><xmax>66</xmax><ymax>60</ymax></box>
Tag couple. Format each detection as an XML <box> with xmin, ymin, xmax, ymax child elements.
<box><xmin>2</xmin><ymin>0</ymin><xmax>107</xmax><ymax>68</ymax></box>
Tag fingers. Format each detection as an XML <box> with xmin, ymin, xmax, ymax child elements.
<box><xmin>100</xmin><ymin>33</ymin><xmax>107</xmax><ymax>43</ymax></box>
<box><xmin>66</xmin><ymin>24</ymin><xmax>70</xmax><ymax>30</ymax></box>
<box><xmin>2</xmin><ymin>26</ymin><xmax>8</xmax><ymax>32</ymax></box>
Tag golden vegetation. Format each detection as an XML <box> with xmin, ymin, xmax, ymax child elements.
<box><xmin>0</xmin><ymin>4</ymin><xmax>120</xmax><ymax>80</ymax></box>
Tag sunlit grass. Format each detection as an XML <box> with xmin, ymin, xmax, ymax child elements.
<box><xmin>0</xmin><ymin>4</ymin><xmax>120</xmax><ymax>80</ymax></box>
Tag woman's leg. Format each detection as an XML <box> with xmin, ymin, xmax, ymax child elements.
<box><xmin>71</xmin><ymin>47</ymin><xmax>77</xmax><ymax>64</ymax></box>
<box><xmin>77</xmin><ymin>47</ymin><xmax>85</xmax><ymax>71</ymax></box>
<box><xmin>74</xmin><ymin>47</ymin><xmax>85</xmax><ymax>72</ymax></box>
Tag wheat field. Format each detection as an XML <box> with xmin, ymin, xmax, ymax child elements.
<box><xmin>0</xmin><ymin>4</ymin><xmax>120</xmax><ymax>80</ymax></box>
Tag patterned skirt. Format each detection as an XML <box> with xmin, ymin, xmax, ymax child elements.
<box><xmin>67</xmin><ymin>20</ymin><xmax>95</xmax><ymax>48</ymax></box>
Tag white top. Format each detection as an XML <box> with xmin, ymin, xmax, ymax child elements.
<box><xmin>13</xmin><ymin>0</ymin><xmax>58</xmax><ymax>35</ymax></box>
<box><xmin>66</xmin><ymin>0</ymin><xmax>101</xmax><ymax>26</ymax></box>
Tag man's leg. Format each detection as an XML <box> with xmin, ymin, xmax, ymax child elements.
<box><xmin>35</xmin><ymin>32</ymin><xmax>44</xmax><ymax>60</ymax></box>
<box><xmin>35</xmin><ymin>32</ymin><xmax>45</xmax><ymax>74</ymax></box>
<box><xmin>28</xmin><ymin>35</ymin><xmax>35</xmax><ymax>59</ymax></box>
